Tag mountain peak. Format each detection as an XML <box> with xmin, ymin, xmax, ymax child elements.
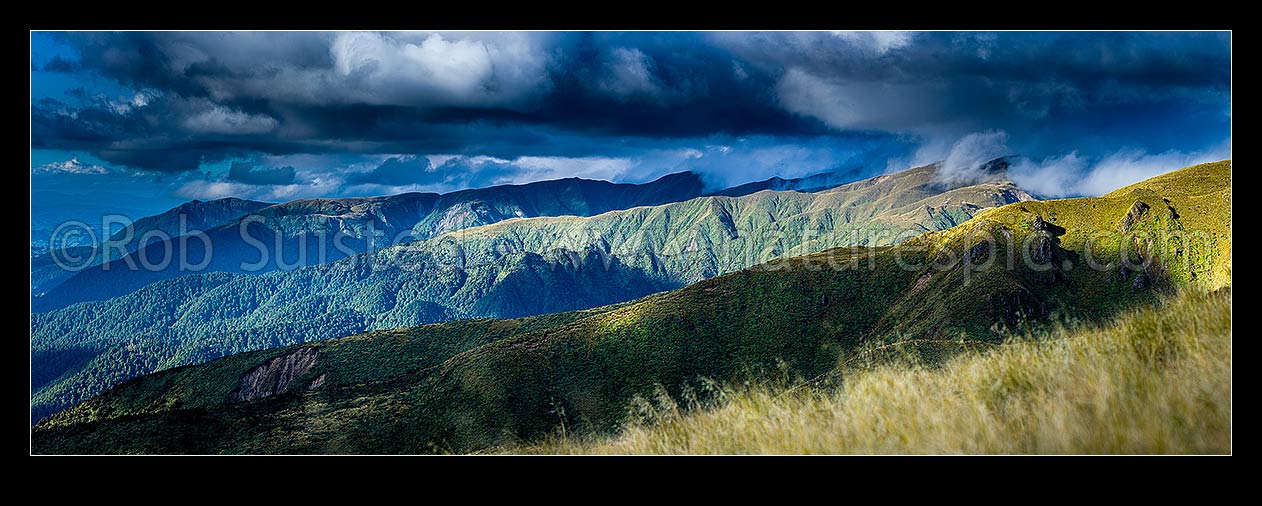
<box><xmin>928</xmin><ymin>155</ymin><xmax>1020</xmax><ymax>188</ymax></box>
<box><xmin>708</xmin><ymin>171</ymin><xmax>850</xmax><ymax>197</ymax></box>
<box><xmin>646</xmin><ymin>171</ymin><xmax>703</xmax><ymax>184</ymax></box>
<box><xmin>978</xmin><ymin>155</ymin><xmax>1015</xmax><ymax>175</ymax></box>
<box><xmin>172</xmin><ymin>197</ymin><xmax>272</xmax><ymax>214</ymax></box>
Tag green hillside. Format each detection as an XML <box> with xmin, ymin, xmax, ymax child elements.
<box><xmin>31</xmin><ymin>162</ymin><xmax>1028</xmax><ymax>422</ymax></box>
<box><xmin>33</xmin><ymin>172</ymin><xmax>708</xmax><ymax>311</ymax></box>
<box><xmin>521</xmin><ymin>288</ymin><xmax>1231</xmax><ymax>454</ymax></box>
<box><xmin>31</xmin><ymin>160</ymin><xmax>1230</xmax><ymax>454</ymax></box>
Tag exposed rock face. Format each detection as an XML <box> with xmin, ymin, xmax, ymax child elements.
<box><xmin>1029</xmin><ymin>235</ymin><xmax>1055</xmax><ymax>265</ymax></box>
<box><xmin>1030</xmin><ymin>214</ymin><xmax>1048</xmax><ymax>232</ymax></box>
<box><xmin>711</xmin><ymin>201</ymin><xmax>740</xmax><ymax>240</ymax></box>
<box><xmin>967</xmin><ymin>241</ymin><xmax>990</xmax><ymax>264</ymax></box>
<box><xmin>1119</xmin><ymin>201</ymin><xmax>1151</xmax><ymax>232</ymax></box>
<box><xmin>1162</xmin><ymin>198</ymin><xmax>1181</xmax><ymax>220</ymax></box>
<box><xmin>229</xmin><ymin>347</ymin><xmax>318</xmax><ymax>402</ymax></box>
<box><xmin>999</xmin><ymin>187</ymin><xmax>1037</xmax><ymax>203</ymax></box>
<box><xmin>909</xmin><ymin>273</ymin><xmax>933</xmax><ymax>295</ymax></box>
<box><xmin>1026</xmin><ymin>230</ymin><xmax>1069</xmax><ymax>285</ymax></box>
<box><xmin>1132</xmin><ymin>272</ymin><xmax>1149</xmax><ymax>291</ymax></box>
<box><xmin>994</xmin><ymin>289</ymin><xmax>1047</xmax><ymax>329</ymax></box>
<box><xmin>1028</xmin><ymin>213</ymin><xmax>1066</xmax><ymax>236</ymax></box>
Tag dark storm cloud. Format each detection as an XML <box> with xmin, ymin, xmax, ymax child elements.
<box><xmin>227</xmin><ymin>161</ymin><xmax>297</xmax><ymax>185</ymax></box>
<box><xmin>32</xmin><ymin>100</ymin><xmax>240</xmax><ymax>172</ymax></box>
<box><xmin>426</xmin><ymin>156</ymin><xmax>526</xmax><ymax>189</ymax></box>
<box><xmin>348</xmin><ymin>156</ymin><xmax>434</xmax><ymax>186</ymax></box>
<box><xmin>346</xmin><ymin>155</ymin><xmax>524</xmax><ymax>190</ymax></box>
<box><xmin>43</xmin><ymin>56</ymin><xmax>80</xmax><ymax>73</ymax></box>
<box><xmin>31</xmin><ymin>31</ymin><xmax>1230</xmax><ymax>188</ymax></box>
<box><xmin>524</xmin><ymin>32</ymin><xmax>829</xmax><ymax>138</ymax></box>
<box><xmin>30</xmin><ymin>31</ymin><xmax>834</xmax><ymax>171</ymax></box>
<box><xmin>714</xmin><ymin>31</ymin><xmax>1230</xmax><ymax>141</ymax></box>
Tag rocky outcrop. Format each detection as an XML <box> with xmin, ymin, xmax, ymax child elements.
<box><xmin>1030</xmin><ymin>214</ymin><xmax>1048</xmax><ymax>232</ymax></box>
<box><xmin>1132</xmin><ymin>272</ymin><xmax>1149</xmax><ymax>291</ymax></box>
<box><xmin>967</xmin><ymin>241</ymin><xmax>990</xmax><ymax>264</ymax></box>
<box><xmin>1025</xmin><ymin>221</ymin><xmax>1068</xmax><ymax>285</ymax></box>
<box><xmin>711</xmin><ymin>201</ymin><xmax>740</xmax><ymax>240</ymax></box>
<box><xmin>1119</xmin><ymin>201</ymin><xmax>1151</xmax><ymax>233</ymax></box>
<box><xmin>229</xmin><ymin>347</ymin><xmax>318</xmax><ymax>402</ymax></box>
<box><xmin>1029</xmin><ymin>214</ymin><xmax>1066</xmax><ymax>236</ymax></box>
<box><xmin>993</xmin><ymin>289</ymin><xmax>1048</xmax><ymax>329</ymax></box>
<box><xmin>1029</xmin><ymin>235</ymin><xmax>1055</xmax><ymax>265</ymax></box>
<box><xmin>1117</xmin><ymin>257</ymin><xmax>1153</xmax><ymax>292</ymax></box>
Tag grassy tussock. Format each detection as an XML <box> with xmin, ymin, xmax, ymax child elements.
<box><xmin>525</xmin><ymin>289</ymin><xmax>1231</xmax><ymax>454</ymax></box>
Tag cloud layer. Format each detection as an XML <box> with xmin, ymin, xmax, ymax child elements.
<box><xmin>31</xmin><ymin>31</ymin><xmax>1231</xmax><ymax>204</ymax></box>
<box><xmin>227</xmin><ymin>161</ymin><xmax>296</xmax><ymax>185</ymax></box>
<box><xmin>1008</xmin><ymin>140</ymin><xmax>1232</xmax><ymax>198</ymax></box>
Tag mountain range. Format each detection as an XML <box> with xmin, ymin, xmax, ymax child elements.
<box><xmin>32</xmin><ymin>172</ymin><xmax>711</xmax><ymax>310</ymax></box>
<box><xmin>710</xmin><ymin>169</ymin><xmax>864</xmax><ymax>197</ymax></box>
<box><xmin>30</xmin><ymin>162</ymin><xmax>1029</xmax><ymax>422</ymax></box>
<box><xmin>31</xmin><ymin>198</ymin><xmax>272</xmax><ymax>296</ymax></box>
<box><xmin>30</xmin><ymin>160</ymin><xmax>1230</xmax><ymax>454</ymax></box>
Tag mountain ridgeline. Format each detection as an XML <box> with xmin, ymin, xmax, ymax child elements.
<box><xmin>32</xmin><ymin>172</ymin><xmax>708</xmax><ymax>311</ymax></box>
<box><xmin>29</xmin><ymin>161</ymin><xmax>1033</xmax><ymax>424</ymax></box>
<box><xmin>709</xmin><ymin>170</ymin><xmax>862</xmax><ymax>197</ymax></box>
<box><xmin>29</xmin><ymin>160</ymin><xmax>1231</xmax><ymax>454</ymax></box>
<box><xmin>30</xmin><ymin>198</ymin><xmax>272</xmax><ymax>296</ymax></box>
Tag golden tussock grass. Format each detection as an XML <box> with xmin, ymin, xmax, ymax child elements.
<box><xmin>524</xmin><ymin>289</ymin><xmax>1231</xmax><ymax>454</ymax></box>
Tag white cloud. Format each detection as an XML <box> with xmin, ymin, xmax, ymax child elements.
<box><xmin>94</xmin><ymin>89</ymin><xmax>162</xmax><ymax>116</ymax></box>
<box><xmin>776</xmin><ymin>68</ymin><xmax>945</xmax><ymax>132</ymax></box>
<box><xmin>1005</xmin><ymin>151</ymin><xmax>1085</xmax><ymax>197</ymax></box>
<box><xmin>891</xmin><ymin>130</ymin><xmax>1231</xmax><ymax>197</ymax></box>
<box><xmin>174</xmin><ymin>180</ymin><xmax>243</xmax><ymax>200</ymax></box>
<box><xmin>935</xmin><ymin>130</ymin><xmax>1012</xmax><ymax>185</ymax></box>
<box><xmin>1078</xmin><ymin>147</ymin><xmax>1229</xmax><ymax>196</ymax></box>
<box><xmin>322</xmin><ymin>154</ymin><xmax>640</xmax><ymax>196</ymax></box>
<box><xmin>335</xmin><ymin>32</ymin><xmax>491</xmax><ymax>99</ymax></box>
<box><xmin>830</xmin><ymin>31</ymin><xmax>916</xmax><ymax>55</ymax></box>
<box><xmin>513</xmin><ymin>156</ymin><xmax>635</xmax><ymax>182</ymax></box>
<box><xmin>131</xmin><ymin>89</ymin><xmax>160</xmax><ymax>108</ymax></box>
<box><xmin>1010</xmin><ymin>141</ymin><xmax>1232</xmax><ymax>197</ymax></box>
<box><xmin>33</xmin><ymin>158</ymin><xmax>113</xmax><ymax>175</ymax></box>
<box><xmin>598</xmin><ymin>48</ymin><xmax>663</xmax><ymax>100</ymax></box>
<box><xmin>182</xmin><ymin>105</ymin><xmax>278</xmax><ymax>135</ymax></box>
<box><xmin>174</xmin><ymin>179</ymin><xmax>333</xmax><ymax>202</ymax></box>
<box><xmin>326</xmin><ymin>31</ymin><xmax>552</xmax><ymax>108</ymax></box>
<box><xmin>425</xmin><ymin>154</ymin><xmax>460</xmax><ymax>168</ymax></box>
<box><xmin>639</xmin><ymin>137</ymin><xmax>863</xmax><ymax>190</ymax></box>
<box><xmin>164</xmin><ymin>32</ymin><xmax>553</xmax><ymax>110</ymax></box>
<box><xmin>676</xmin><ymin>148</ymin><xmax>705</xmax><ymax>160</ymax></box>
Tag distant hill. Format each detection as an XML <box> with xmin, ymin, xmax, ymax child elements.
<box><xmin>32</xmin><ymin>172</ymin><xmax>707</xmax><ymax>311</ymax></box>
<box><xmin>30</xmin><ymin>191</ymin><xmax>160</xmax><ymax>250</ymax></box>
<box><xmin>30</xmin><ymin>161</ymin><xmax>1032</xmax><ymax>423</ymax></box>
<box><xmin>31</xmin><ymin>198</ymin><xmax>273</xmax><ymax>296</ymax></box>
<box><xmin>709</xmin><ymin>170</ymin><xmax>855</xmax><ymax>197</ymax></box>
<box><xmin>29</xmin><ymin>160</ymin><xmax>1230</xmax><ymax>454</ymax></box>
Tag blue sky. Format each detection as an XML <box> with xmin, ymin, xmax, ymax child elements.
<box><xmin>31</xmin><ymin>31</ymin><xmax>1231</xmax><ymax>224</ymax></box>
